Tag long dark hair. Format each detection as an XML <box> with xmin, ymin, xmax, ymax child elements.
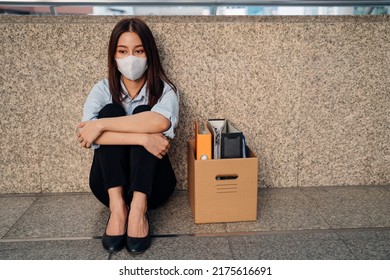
<box><xmin>108</xmin><ymin>18</ymin><xmax>176</xmax><ymax>106</ymax></box>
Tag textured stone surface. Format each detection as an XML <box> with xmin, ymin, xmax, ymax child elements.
<box><xmin>0</xmin><ymin>195</ymin><xmax>37</xmax><ymax>238</ymax></box>
<box><xmin>149</xmin><ymin>190</ymin><xmax>227</xmax><ymax>235</ymax></box>
<box><xmin>298</xmin><ymin>21</ymin><xmax>390</xmax><ymax>187</ymax></box>
<box><xmin>112</xmin><ymin>235</ymin><xmax>233</xmax><ymax>260</ymax></box>
<box><xmin>302</xmin><ymin>186</ymin><xmax>390</xmax><ymax>228</ymax></box>
<box><xmin>3</xmin><ymin>194</ymin><xmax>107</xmax><ymax>239</ymax></box>
<box><xmin>0</xmin><ymin>188</ymin><xmax>388</xmax><ymax>260</ymax></box>
<box><xmin>228</xmin><ymin>232</ymin><xmax>356</xmax><ymax>260</ymax></box>
<box><xmin>0</xmin><ymin>239</ymin><xmax>108</xmax><ymax>260</ymax></box>
<box><xmin>0</xmin><ymin>15</ymin><xmax>389</xmax><ymax>193</ymax></box>
<box><xmin>336</xmin><ymin>229</ymin><xmax>390</xmax><ymax>260</ymax></box>
<box><xmin>226</xmin><ymin>188</ymin><xmax>330</xmax><ymax>233</ymax></box>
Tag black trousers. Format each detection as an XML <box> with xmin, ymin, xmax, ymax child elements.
<box><xmin>89</xmin><ymin>103</ymin><xmax>176</xmax><ymax>210</ymax></box>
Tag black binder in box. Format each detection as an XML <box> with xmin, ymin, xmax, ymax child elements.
<box><xmin>207</xmin><ymin>119</ymin><xmax>245</xmax><ymax>159</ymax></box>
<box><xmin>221</xmin><ymin>121</ymin><xmax>244</xmax><ymax>159</ymax></box>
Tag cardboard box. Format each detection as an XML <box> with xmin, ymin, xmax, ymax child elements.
<box><xmin>187</xmin><ymin>139</ymin><xmax>258</xmax><ymax>224</ymax></box>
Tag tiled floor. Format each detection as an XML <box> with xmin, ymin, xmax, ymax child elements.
<box><xmin>0</xmin><ymin>186</ymin><xmax>389</xmax><ymax>260</ymax></box>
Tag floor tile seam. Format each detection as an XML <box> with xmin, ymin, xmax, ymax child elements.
<box><xmin>298</xmin><ymin>187</ymin><xmax>334</xmax><ymax>230</ymax></box>
<box><xmin>0</xmin><ymin>236</ymin><xmax>99</xmax><ymax>243</ymax></box>
<box><xmin>370</xmin><ymin>202</ymin><xmax>390</xmax><ymax>217</ymax></box>
<box><xmin>0</xmin><ymin>192</ymin><xmax>92</xmax><ymax>198</ymax></box>
<box><xmin>258</xmin><ymin>186</ymin><xmax>389</xmax><ymax>197</ymax></box>
<box><xmin>2</xmin><ymin>226</ymin><xmax>389</xmax><ymax>243</ymax></box>
<box><xmin>293</xmin><ymin>185</ymin><xmax>390</xmax><ymax>191</ymax></box>
<box><xmin>331</xmin><ymin>230</ymin><xmax>359</xmax><ymax>260</ymax></box>
<box><xmin>0</xmin><ymin>193</ymin><xmax>39</xmax><ymax>198</ymax></box>
<box><xmin>298</xmin><ymin>186</ymin><xmax>390</xmax><ymax>230</ymax></box>
<box><xmin>225</xmin><ymin>234</ymin><xmax>237</xmax><ymax>260</ymax></box>
<box><xmin>1</xmin><ymin>186</ymin><xmax>388</xmax><ymax>198</ymax></box>
<box><xmin>37</xmin><ymin>192</ymin><xmax>92</xmax><ymax>197</ymax></box>
<box><xmin>296</xmin><ymin>73</ymin><xmax>303</xmax><ymax>189</ymax></box>
<box><xmin>1</xmin><ymin>195</ymin><xmax>40</xmax><ymax>240</ymax></box>
<box><xmin>187</xmin><ymin>226</ymin><xmax>390</xmax><ymax>238</ymax></box>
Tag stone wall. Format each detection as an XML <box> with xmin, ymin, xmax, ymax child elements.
<box><xmin>1</xmin><ymin>15</ymin><xmax>389</xmax><ymax>193</ymax></box>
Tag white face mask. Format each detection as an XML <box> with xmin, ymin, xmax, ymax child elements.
<box><xmin>115</xmin><ymin>55</ymin><xmax>148</xmax><ymax>81</ymax></box>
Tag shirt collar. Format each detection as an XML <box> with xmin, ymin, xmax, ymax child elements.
<box><xmin>120</xmin><ymin>79</ymin><xmax>147</xmax><ymax>101</ymax></box>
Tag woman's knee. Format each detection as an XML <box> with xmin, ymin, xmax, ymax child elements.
<box><xmin>98</xmin><ymin>103</ymin><xmax>126</xmax><ymax>118</ymax></box>
<box><xmin>132</xmin><ymin>105</ymin><xmax>151</xmax><ymax>115</ymax></box>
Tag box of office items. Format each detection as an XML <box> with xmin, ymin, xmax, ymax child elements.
<box><xmin>187</xmin><ymin>139</ymin><xmax>258</xmax><ymax>223</ymax></box>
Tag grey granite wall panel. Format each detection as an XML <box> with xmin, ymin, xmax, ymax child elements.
<box><xmin>0</xmin><ymin>16</ymin><xmax>389</xmax><ymax>193</ymax></box>
<box><xmin>298</xmin><ymin>21</ymin><xmax>390</xmax><ymax>187</ymax></box>
<box><xmin>214</xmin><ymin>22</ymin><xmax>305</xmax><ymax>187</ymax></box>
<box><xmin>37</xmin><ymin>24</ymin><xmax>110</xmax><ymax>192</ymax></box>
<box><xmin>1</xmin><ymin>24</ymin><xmax>42</xmax><ymax>193</ymax></box>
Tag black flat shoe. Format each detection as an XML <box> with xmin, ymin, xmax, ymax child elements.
<box><xmin>102</xmin><ymin>218</ymin><xmax>126</xmax><ymax>252</ymax></box>
<box><xmin>102</xmin><ymin>232</ymin><xmax>126</xmax><ymax>252</ymax></box>
<box><xmin>126</xmin><ymin>234</ymin><xmax>151</xmax><ymax>254</ymax></box>
<box><xmin>126</xmin><ymin>215</ymin><xmax>151</xmax><ymax>254</ymax></box>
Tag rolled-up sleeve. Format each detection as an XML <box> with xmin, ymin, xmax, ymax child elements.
<box><xmin>151</xmin><ymin>87</ymin><xmax>180</xmax><ymax>139</ymax></box>
<box><xmin>81</xmin><ymin>80</ymin><xmax>111</xmax><ymax>149</ymax></box>
<box><xmin>82</xmin><ymin>81</ymin><xmax>110</xmax><ymax>122</ymax></box>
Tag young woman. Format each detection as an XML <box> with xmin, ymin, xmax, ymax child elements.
<box><xmin>77</xmin><ymin>18</ymin><xmax>179</xmax><ymax>254</ymax></box>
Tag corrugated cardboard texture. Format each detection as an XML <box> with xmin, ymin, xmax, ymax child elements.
<box><xmin>188</xmin><ymin>140</ymin><xmax>258</xmax><ymax>223</ymax></box>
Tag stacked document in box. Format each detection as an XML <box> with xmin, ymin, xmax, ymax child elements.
<box><xmin>194</xmin><ymin>119</ymin><xmax>247</xmax><ymax>160</ymax></box>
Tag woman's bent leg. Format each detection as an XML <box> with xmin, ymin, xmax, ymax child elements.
<box><xmin>127</xmin><ymin>105</ymin><xmax>177</xmax><ymax>209</ymax></box>
<box><xmin>126</xmin><ymin>105</ymin><xmax>176</xmax><ymax>250</ymax></box>
<box><xmin>89</xmin><ymin>103</ymin><xmax>128</xmax><ymax>207</ymax></box>
<box><xmin>126</xmin><ymin>146</ymin><xmax>176</xmax><ymax>242</ymax></box>
<box><xmin>149</xmin><ymin>154</ymin><xmax>176</xmax><ymax>209</ymax></box>
<box><xmin>89</xmin><ymin>103</ymin><xmax>129</xmax><ymax>240</ymax></box>
<box><xmin>127</xmin><ymin>146</ymin><xmax>176</xmax><ymax>203</ymax></box>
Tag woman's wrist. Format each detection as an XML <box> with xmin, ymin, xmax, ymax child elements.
<box><xmin>138</xmin><ymin>133</ymin><xmax>147</xmax><ymax>147</ymax></box>
<box><xmin>97</xmin><ymin>118</ymin><xmax>107</xmax><ymax>133</ymax></box>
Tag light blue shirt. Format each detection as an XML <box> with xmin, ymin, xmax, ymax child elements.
<box><xmin>82</xmin><ymin>79</ymin><xmax>179</xmax><ymax>149</ymax></box>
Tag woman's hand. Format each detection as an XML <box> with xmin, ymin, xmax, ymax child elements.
<box><xmin>141</xmin><ymin>133</ymin><xmax>170</xmax><ymax>159</ymax></box>
<box><xmin>76</xmin><ymin>120</ymin><xmax>104</xmax><ymax>149</ymax></box>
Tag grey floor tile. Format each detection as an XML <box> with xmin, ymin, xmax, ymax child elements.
<box><xmin>337</xmin><ymin>229</ymin><xmax>390</xmax><ymax>260</ymax></box>
<box><xmin>4</xmin><ymin>194</ymin><xmax>108</xmax><ymax>239</ymax></box>
<box><xmin>0</xmin><ymin>239</ymin><xmax>108</xmax><ymax>260</ymax></box>
<box><xmin>228</xmin><ymin>232</ymin><xmax>355</xmax><ymax>260</ymax></box>
<box><xmin>226</xmin><ymin>189</ymin><xmax>330</xmax><ymax>233</ymax></box>
<box><xmin>111</xmin><ymin>235</ymin><xmax>233</xmax><ymax>260</ymax></box>
<box><xmin>0</xmin><ymin>195</ymin><xmax>37</xmax><ymax>238</ymax></box>
<box><xmin>149</xmin><ymin>191</ymin><xmax>226</xmax><ymax>235</ymax></box>
<box><xmin>2</xmin><ymin>187</ymin><xmax>388</xmax><ymax>261</ymax></box>
<box><xmin>301</xmin><ymin>186</ymin><xmax>390</xmax><ymax>229</ymax></box>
